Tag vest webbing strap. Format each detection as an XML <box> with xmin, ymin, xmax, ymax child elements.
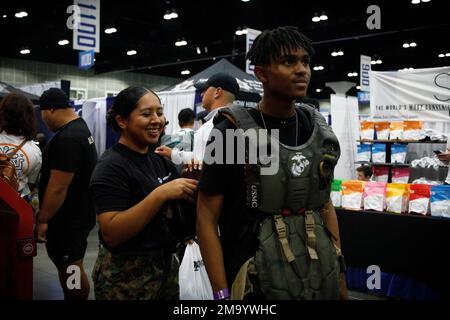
<box><xmin>305</xmin><ymin>210</ymin><xmax>319</xmax><ymax>260</ymax></box>
<box><xmin>220</xmin><ymin>106</ymin><xmax>261</xmax><ymax>131</ymax></box>
<box><xmin>273</xmin><ymin>215</ymin><xmax>295</xmax><ymax>263</ymax></box>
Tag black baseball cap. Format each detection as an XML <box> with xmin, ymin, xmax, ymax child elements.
<box><xmin>39</xmin><ymin>88</ymin><xmax>71</xmax><ymax>110</ymax></box>
<box><xmin>194</xmin><ymin>73</ymin><xmax>240</xmax><ymax>96</ymax></box>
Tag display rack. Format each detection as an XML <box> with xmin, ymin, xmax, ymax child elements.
<box><xmin>358</xmin><ymin>139</ymin><xmax>447</xmax><ymax>144</ymax></box>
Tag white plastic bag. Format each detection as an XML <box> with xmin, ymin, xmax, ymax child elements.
<box><xmin>179</xmin><ymin>242</ymin><xmax>214</xmax><ymax>300</ymax></box>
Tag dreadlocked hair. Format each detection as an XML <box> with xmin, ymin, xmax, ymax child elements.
<box><xmin>246</xmin><ymin>26</ymin><xmax>315</xmax><ymax>66</ymax></box>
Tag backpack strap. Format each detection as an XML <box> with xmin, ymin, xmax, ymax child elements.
<box><xmin>215</xmin><ymin>105</ymin><xmax>261</xmax><ymax>130</ymax></box>
<box><xmin>6</xmin><ymin>140</ymin><xmax>27</xmax><ymax>160</ymax></box>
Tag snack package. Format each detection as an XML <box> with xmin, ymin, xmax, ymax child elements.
<box><xmin>373</xmin><ymin>166</ymin><xmax>390</xmax><ymax>183</ymax></box>
<box><xmin>392</xmin><ymin>167</ymin><xmax>410</xmax><ymax>184</ymax></box>
<box><xmin>342</xmin><ymin>180</ymin><xmax>365</xmax><ymax>210</ymax></box>
<box><xmin>386</xmin><ymin>183</ymin><xmax>410</xmax><ymax>214</ymax></box>
<box><xmin>409</xmin><ymin>184</ymin><xmax>430</xmax><ymax>216</ymax></box>
<box><xmin>389</xmin><ymin>122</ymin><xmax>404</xmax><ymax>140</ymax></box>
<box><xmin>391</xmin><ymin>143</ymin><xmax>408</xmax><ymax>164</ymax></box>
<box><xmin>360</xmin><ymin>121</ymin><xmax>375</xmax><ymax>140</ymax></box>
<box><xmin>357</xmin><ymin>144</ymin><xmax>371</xmax><ymax>162</ymax></box>
<box><xmin>331</xmin><ymin>179</ymin><xmax>342</xmax><ymax>208</ymax></box>
<box><xmin>430</xmin><ymin>185</ymin><xmax>450</xmax><ymax>218</ymax></box>
<box><xmin>374</xmin><ymin>122</ymin><xmax>390</xmax><ymax>140</ymax></box>
<box><xmin>403</xmin><ymin>121</ymin><xmax>423</xmax><ymax>141</ymax></box>
<box><xmin>372</xmin><ymin>143</ymin><xmax>387</xmax><ymax>163</ymax></box>
<box><xmin>363</xmin><ymin>182</ymin><xmax>387</xmax><ymax>212</ymax></box>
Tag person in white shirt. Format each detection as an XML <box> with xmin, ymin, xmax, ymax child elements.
<box><xmin>0</xmin><ymin>93</ymin><xmax>42</xmax><ymax>198</ymax></box>
<box><xmin>162</xmin><ymin>108</ymin><xmax>195</xmax><ymax>151</ymax></box>
<box><xmin>155</xmin><ymin>73</ymin><xmax>239</xmax><ymax>165</ymax></box>
<box><xmin>437</xmin><ymin>140</ymin><xmax>450</xmax><ymax>185</ymax></box>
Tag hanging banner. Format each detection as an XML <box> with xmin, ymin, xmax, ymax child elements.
<box><xmin>370</xmin><ymin>67</ymin><xmax>450</xmax><ymax>122</ymax></box>
<box><xmin>246</xmin><ymin>28</ymin><xmax>261</xmax><ymax>76</ymax></box>
<box><xmin>360</xmin><ymin>55</ymin><xmax>371</xmax><ymax>92</ymax></box>
<box><xmin>72</xmin><ymin>0</ymin><xmax>100</xmax><ymax>53</ymax></box>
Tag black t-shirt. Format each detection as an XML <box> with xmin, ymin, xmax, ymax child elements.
<box><xmin>89</xmin><ymin>143</ymin><xmax>188</xmax><ymax>253</ymax></box>
<box><xmin>39</xmin><ymin>117</ymin><xmax>98</xmax><ymax>230</ymax></box>
<box><xmin>198</xmin><ymin>107</ymin><xmax>313</xmax><ymax>286</ymax></box>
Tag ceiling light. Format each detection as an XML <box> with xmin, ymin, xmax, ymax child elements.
<box><xmin>20</xmin><ymin>48</ymin><xmax>30</xmax><ymax>55</ymax></box>
<box><xmin>356</xmin><ymin>86</ymin><xmax>361</xmax><ymax>90</ymax></box>
<box><xmin>411</xmin><ymin>0</ymin><xmax>420</xmax><ymax>3</ymax></box>
<box><xmin>58</xmin><ymin>39</ymin><xmax>69</xmax><ymax>46</ymax></box>
<box><xmin>403</xmin><ymin>42</ymin><xmax>410</xmax><ymax>48</ymax></box>
<box><xmin>241</xmin><ymin>0</ymin><xmax>251</xmax><ymax>2</ymax></box>
<box><xmin>371</xmin><ymin>60</ymin><xmax>377</xmax><ymax>65</ymax></box>
<box><xmin>312</xmin><ymin>13</ymin><xmax>321</xmax><ymax>23</ymax></box>
<box><xmin>15</xmin><ymin>10</ymin><xmax>28</xmax><ymax>18</ymax></box>
<box><xmin>163</xmin><ymin>10</ymin><xmax>172</xmax><ymax>20</ymax></box>
<box><xmin>409</xmin><ymin>42</ymin><xmax>417</xmax><ymax>47</ymax></box>
<box><xmin>421</xmin><ymin>0</ymin><xmax>430</xmax><ymax>2</ymax></box>
<box><xmin>170</xmin><ymin>10</ymin><xmax>178</xmax><ymax>19</ymax></box>
<box><xmin>196</xmin><ymin>46</ymin><xmax>201</xmax><ymax>55</ymax></box>
<box><xmin>313</xmin><ymin>65</ymin><xmax>324</xmax><ymax>71</ymax></box>
<box><xmin>175</xmin><ymin>39</ymin><xmax>187</xmax><ymax>46</ymax></box>
<box><xmin>320</xmin><ymin>12</ymin><xmax>328</xmax><ymax>21</ymax></box>
<box><xmin>376</xmin><ymin>59</ymin><xmax>382</xmax><ymax>64</ymax></box>
<box><xmin>2</xmin><ymin>14</ymin><xmax>6</xmax><ymax>18</ymax></box>
<box><xmin>316</xmin><ymin>89</ymin><xmax>322</xmax><ymax>93</ymax></box>
<box><xmin>331</xmin><ymin>51</ymin><xmax>338</xmax><ymax>57</ymax></box>
<box><xmin>337</xmin><ymin>50</ymin><xmax>344</xmax><ymax>56</ymax></box>
<box><xmin>446</xmin><ymin>53</ymin><xmax>450</xmax><ymax>57</ymax></box>
<box><xmin>181</xmin><ymin>69</ymin><xmax>190</xmax><ymax>75</ymax></box>
<box><xmin>105</xmin><ymin>27</ymin><xmax>117</xmax><ymax>34</ymax></box>
<box><xmin>348</xmin><ymin>72</ymin><xmax>358</xmax><ymax>77</ymax></box>
<box><xmin>438</xmin><ymin>53</ymin><xmax>445</xmax><ymax>58</ymax></box>
<box><xmin>126</xmin><ymin>50</ymin><xmax>137</xmax><ymax>56</ymax></box>
<box><xmin>235</xmin><ymin>27</ymin><xmax>248</xmax><ymax>36</ymax></box>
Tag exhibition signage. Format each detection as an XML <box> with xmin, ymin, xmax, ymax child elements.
<box><xmin>73</xmin><ymin>0</ymin><xmax>101</xmax><ymax>53</ymax></box>
<box><xmin>246</xmin><ymin>28</ymin><xmax>261</xmax><ymax>76</ymax></box>
<box><xmin>78</xmin><ymin>50</ymin><xmax>95</xmax><ymax>70</ymax></box>
<box><xmin>360</xmin><ymin>55</ymin><xmax>371</xmax><ymax>92</ymax></box>
<box><xmin>370</xmin><ymin>67</ymin><xmax>450</xmax><ymax>122</ymax></box>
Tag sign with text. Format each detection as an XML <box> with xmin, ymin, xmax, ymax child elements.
<box><xmin>360</xmin><ymin>55</ymin><xmax>371</xmax><ymax>92</ymax></box>
<box><xmin>370</xmin><ymin>67</ymin><xmax>450</xmax><ymax>122</ymax></box>
<box><xmin>246</xmin><ymin>28</ymin><xmax>261</xmax><ymax>76</ymax></box>
<box><xmin>73</xmin><ymin>0</ymin><xmax>100</xmax><ymax>53</ymax></box>
<box><xmin>78</xmin><ymin>50</ymin><xmax>95</xmax><ymax>69</ymax></box>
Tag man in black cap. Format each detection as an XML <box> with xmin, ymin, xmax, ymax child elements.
<box><xmin>36</xmin><ymin>88</ymin><xmax>97</xmax><ymax>300</ymax></box>
<box><xmin>155</xmin><ymin>72</ymin><xmax>239</xmax><ymax>166</ymax></box>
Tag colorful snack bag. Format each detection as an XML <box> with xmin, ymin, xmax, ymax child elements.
<box><xmin>342</xmin><ymin>180</ymin><xmax>365</xmax><ymax>210</ymax></box>
<box><xmin>374</xmin><ymin>122</ymin><xmax>390</xmax><ymax>140</ymax></box>
<box><xmin>360</xmin><ymin>121</ymin><xmax>375</xmax><ymax>140</ymax></box>
<box><xmin>409</xmin><ymin>184</ymin><xmax>430</xmax><ymax>216</ymax></box>
<box><xmin>391</xmin><ymin>143</ymin><xmax>408</xmax><ymax>164</ymax></box>
<box><xmin>363</xmin><ymin>182</ymin><xmax>387</xmax><ymax>212</ymax></box>
<box><xmin>331</xmin><ymin>179</ymin><xmax>342</xmax><ymax>208</ymax></box>
<box><xmin>357</xmin><ymin>144</ymin><xmax>371</xmax><ymax>162</ymax></box>
<box><xmin>389</xmin><ymin>122</ymin><xmax>404</xmax><ymax>140</ymax></box>
<box><xmin>392</xmin><ymin>167</ymin><xmax>410</xmax><ymax>184</ymax></box>
<box><xmin>372</xmin><ymin>143</ymin><xmax>386</xmax><ymax>163</ymax></box>
<box><xmin>403</xmin><ymin>121</ymin><xmax>423</xmax><ymax>141</ymax></box>
<box><xmin>386</xmin><ymin>183</ymin><xmax>409</xmax><ymax>214</ymax></box>
<box><xmin>373</xmin><ymin>166</ymin><xmax>389</xmax><ymax>183</ymax></box>
<box><xmin>430</xmin><ymin>185</ymin><xmax>450</xmax><ymax>218</ymax></box>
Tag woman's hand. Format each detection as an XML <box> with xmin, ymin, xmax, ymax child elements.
<box><xmin>157</xmin><ymin>178</ymin><xmax>198</xmax><ymax>203</ymax></box>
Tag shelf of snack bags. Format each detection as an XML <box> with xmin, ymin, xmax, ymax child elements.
<box><xmin>331</xmin><ymin>179</ymin><xmax>450</xmax><ymax>218</ymax></box>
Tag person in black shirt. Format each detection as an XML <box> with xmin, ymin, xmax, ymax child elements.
<box><xmin>36</xmin><ymin>88</ymin><xmax>98</xmax><ymax>300</ymax></box>
<box><xmin>197</xmin><ymin>26</ymin><xmax>348</xmax><ymax>300</ymax></box>
<box><xmin>89</xmin><ymin>87</ymin><xmax>197</xmax><ymax>300</ymax></box>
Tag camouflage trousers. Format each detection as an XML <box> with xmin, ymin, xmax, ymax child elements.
<box><xmin>92</xmin><ymin>246</ymin><xmax>179</xmax><ymax>300</ymax></box>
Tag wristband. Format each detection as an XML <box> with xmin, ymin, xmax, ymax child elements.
<box><xmin>213</xmin><ymin>288</ymin><xmax>231</xmax><ymax>300</ymax></box>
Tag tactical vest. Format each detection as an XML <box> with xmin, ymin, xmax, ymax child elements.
<box><xmin>216</xmin><ymin>104</ymin><xmax>340</xmax><ymax>214</ymax></box>
<box><xmin>215</xmin><ymin>104</ymin><xmax>343</xmax><ymax>300</ymax></box>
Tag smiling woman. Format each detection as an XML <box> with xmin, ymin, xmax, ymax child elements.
<box><xmin>89</xmin><ymin>86</ymin><xmax>198</xmax><ymax>300</ymax></box>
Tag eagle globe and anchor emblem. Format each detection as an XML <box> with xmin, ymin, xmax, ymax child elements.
<box><xmin>291</xmin><ymin>152</ymin><xmax>310</xmax><ymax>177</ymax></box>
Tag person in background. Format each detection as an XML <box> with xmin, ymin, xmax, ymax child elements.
<box><xmin>90</xmin><ymin>86</ymin><xmax>197</xmax><ymax>300</ymax></box>
<box><xmin>162</xmin><ymin>108</ymin><xmax>195</xmax><ymax>150</ymax></box>
<box><xmin>155</xmin><ymin>73</ymin><xmax>239</xmax><ymax>166</ymax></box>
<box><xmin>356</xmin><ymin>165</ymin><xmax>373</xmax><ymax>181</ymax></box>
<box><xmin>35</xmin><ymin>88</ymin><xmax>98</xmax><ymax>300</ymax></box>
<box><xmin>0</xmin><ymin>93</ymin><xmax>42</xmax><ymax>199</ymax></box>
<box><xmin>437</xmin><ymin>142</ymin><xmax>450</xmax><ymax>185</ymax></box>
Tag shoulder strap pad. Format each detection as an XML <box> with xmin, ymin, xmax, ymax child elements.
<box><xmin>214</xmin><ymin>105</ymin><xmax>261</xmax><ymax>130</ymax></box>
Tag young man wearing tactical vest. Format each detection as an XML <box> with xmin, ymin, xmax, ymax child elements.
<box><xmin>197</xmin><ymin>26</ymin><xmax>348</xmax><ymax>300</ymax></box>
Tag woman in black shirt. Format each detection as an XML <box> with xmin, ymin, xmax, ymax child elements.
<box><xmin>90</xmin><ymin>87</ymin><xmax>197</xmax><ymax>300</ymax></box>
